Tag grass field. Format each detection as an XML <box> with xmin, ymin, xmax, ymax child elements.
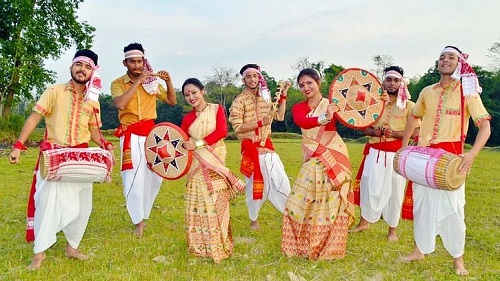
<box><xmin>0</xmin><ymin>139</ymin><xmax>499</xmax><ymax>280</ymax></box>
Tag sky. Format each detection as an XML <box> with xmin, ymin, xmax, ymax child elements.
<box><xmin>45</xmin><ymin>0</ymin><xmax>500</xmax><ymax>91</ymax></box>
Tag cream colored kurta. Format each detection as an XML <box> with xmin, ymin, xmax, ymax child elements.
<box><xmin>411</xmin><ymin>81</ymin><xmax>490</xmax><ymax>257</ymax></box>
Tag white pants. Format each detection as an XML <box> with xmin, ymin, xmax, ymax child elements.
<box><xmin>33</xmin><ymin>171</ymin><xmax>92</xmax><ymax>254</ymax></box>
<box><xmin>360</xmin><ymin>148</ymin><xmax>406</xmax><ymax>227</ymax></box>
<box><xmin>245</xmin><ymin>152</ymin><xmax>290</xmax><ymax>221</ymax></box>
<box><xmin>120</xmin><ymin>134</ymin><xmax>163</xmax><ymax>225</ymax></box>
<box><xmin>413</xmin><ymin>183</ymin><xmax>466</xmax><ymax>258</ymax></box>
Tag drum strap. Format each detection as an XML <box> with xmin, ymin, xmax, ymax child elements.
<box><xmin>459</xmin><ymin>82</ymin><xmax>466</xmax><ymax>143</ymax></box>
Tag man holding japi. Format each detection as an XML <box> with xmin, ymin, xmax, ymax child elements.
<box><xmin>111</xmin><ymin>43</ymin><xmax>177</xmax><ymax>237</ymax></box>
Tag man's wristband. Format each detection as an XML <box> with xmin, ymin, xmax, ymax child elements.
<box><xmin>102</xmin><ymin>141</ymin><xmax>113</xmax><ymax>150</ymax></box>
<box><xmin>13</xmin><ymin>141</ymin><xmax>27</xmax><ymax>151</ymax></box>
<box><xmin>278</xmin><ymin>94</ymin><xmax>287</xmax><ymax>104</ymax></box>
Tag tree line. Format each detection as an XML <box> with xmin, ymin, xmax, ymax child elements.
<box><xmin>1</xmin><ymin>1</ymin><xmax>499</xmax><ymax>146</ymax></box>
<box><xmin>97</xmin><ymin>58</ymin><xmax>500</xmax><ymax>146</ymax></box>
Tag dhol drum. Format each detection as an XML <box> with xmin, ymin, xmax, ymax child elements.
<box><xmin>40</xmin><ymin>147</ymin><xmax>113</xmax><ymax>183</ymax></box>
<box><xmin>144</xmin><ymin>122</ymin><xmax>192</xmax><ymax>180</ymax></box>
<box><xmin>329</xmin><ymin>68</ymin><xmax>385</xmax><ymax>129</ymax></box>
<box><xmin>393</xmin><ymin>146</ymin><xmax>466</xmax><ymax>191</ymax></box>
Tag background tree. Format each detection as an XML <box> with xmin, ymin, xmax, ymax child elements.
<box><xmin>371</xmin><ymin>54</ymin><xmax>394</xmax><ymax>79</ymax></box>
<box><xmin>487</xmin><ymin>41</ymin><xmax>500</xmax><ymax>71</ymax></box>
<box><xmin>407</xmin><ymin>61</ymin><xmax>440</xmax><ymax>100</ymax></box>
<box><xmin>156</xmin><ymin>91</ymin><xmax>184</xmax><ymax>126</ymax></box>
<box><xmin>291</xmin><ymin>57</ymin><xmax>325</xmax><ymax>73</ymax></box>
<box><xmin>0</xmin><ymin>0</ymin><xmax>95</xmax><ymax>120</ymax></box>
<box><xmin>204</xmin><ymin>65</ymin><xmax>240</xmax><ymax>111</ymax></box>
<box><xmin>98</xmin><ymin>94</ymin><xmax>120</xmax><ymax>130</ymax></box>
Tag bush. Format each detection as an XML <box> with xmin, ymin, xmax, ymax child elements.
<box><xmin>0</xmin><ymin>114</ymin><xmax>26</xmax><ymax>142</ymax></box>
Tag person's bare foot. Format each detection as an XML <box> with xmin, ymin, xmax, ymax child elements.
<box><xmin>65</xmin><ymin>244</ymin><xmax>90</xmax><ymax>260</ymax></box>
<box><xmin>399</xmin><ymin>249</ymin><xmax>425</xmax><ymax>262</ymax></box>
<box><xmin>387</xmin><ymin>227</ymin><xmax>398</xmax><ymax>242</ymax></box>
<box><xmin>453</xmin><ymin>256</ymin><xmax>469</xmax><ymax>276</ymax></box>
<box><xmin>134</xmin><ymin>221</ymin><xmax>145</xmax><ymax>238</ymax></box>
<box><xmin>27</xmin><ymin>252</ymin><xmax>46</xmax><ymax>270</ymax></box>
<box><xmin>350</xmin><ymin>218</ymin><xmax>370</xmax><ymax>233</ymax></box>
<box><xmin>250</xmin><ymin>220</ymin><xmax>259</xmax><ymax>231</ymax></box>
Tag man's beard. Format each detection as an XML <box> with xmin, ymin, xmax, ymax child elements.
<box><xmin>387</xmin><ymin>91</ymin><xmax>398</xmax><ymax>96</ymax></box>
<box><xmin>71</xmin><ymin>72</ymin><xmax>90</xmax><ymax>85</ymax></box>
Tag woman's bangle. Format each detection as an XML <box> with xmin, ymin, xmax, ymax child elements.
<box><xmin>13</xmin><ymin>141</ymin><xmax>27</xmax><ymax>151</ymax></box>
<box><xmin>318</xmin><ymin>113</ymin><xmax>331</xmax><ymax>125</ymax></box>
<box><xmin>195</xmin><ymin>139</ymin><xmax>205</xmax><ymax>149</ymax></box>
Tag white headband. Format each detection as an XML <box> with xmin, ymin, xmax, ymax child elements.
<box><xmin>242</xmin><ymin>67</ymin><xmax>260</xmax><ymax>78</ymax></box>
<box><xmin>72</xmin><ymin>56</ymin><xmax>97</xmax><ymax>69</ymax></box>
<box><xmin>124</xmin><ymin>50</ymin><xmax>145</xmax><ymax>59</ymax></box>
<box><xmin>383</xmin><ymin>70</ymin><xmax>403</xmax><ymax>80</ymax></box>
<box><xmin>440</xmin><ymin>47</ymin><xmax>466</xmax><ymax>61</ymax></box>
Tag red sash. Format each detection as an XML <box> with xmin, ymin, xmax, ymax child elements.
<box><xmin>26</xmin><ymin>142</ymin><xmax>89</xmax><ymax>243</ymax></box>
<box><xmin>240</xmin><ymin>138</ymin><xmax>274</xmax><ymax>200</ymax></box>
<box><xmin>114</xmin><ymin>119</ymin><xmax>155</xmax><ymax>170</ymax></box>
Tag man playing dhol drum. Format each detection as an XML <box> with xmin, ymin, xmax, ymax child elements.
<box><xmin>111</xmin><ymin>43</ymin><xmax>176</xmax><ymax>237</ymax></box>
<box><xmin>351</xmin><ymin>66</ymin><xmax>418</xmax><ymax>241</ymax></box>
<box><xmin>228</xmin><ymin>63</ymin><xmax>291</xmax><ymax>230</ymax></box>
<box><xmin>400</xmin><ymin>46</ymin><xmax>491</xmax><ymax>276</ymax></box>
<box><xmin>9</xmin><ymin>49</ymin><xmax>115</xmax><ymax>270</ymax></box>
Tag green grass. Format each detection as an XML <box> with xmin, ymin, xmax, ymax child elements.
<box><xmin>0</xmin><ymin>139</ymin><xmax>498</xmax><ymax>280</ymax></box>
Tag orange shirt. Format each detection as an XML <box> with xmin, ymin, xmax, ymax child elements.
<box><xmin>229</xmin><ymin>89</ymin><xmax>272</xmax><ymax>142</ymax></box>
<box><xmin>33</xmin><ymin>81</ymin><xmax>101</xmax><ymax>146</ymax></box>
<box><xmin>412</xmin><ymin>81</ymin><xmax>490</xmax><ymax>147</ymax></box>
<box><xmin>110</xmin><ymin>73</ymin><xmax>168</xmax><ymax>125</ymax></box>
<box><xmin>369</xmin><ymin>100</ymin><xmax>415</xmax><ymax>144</ymax></box>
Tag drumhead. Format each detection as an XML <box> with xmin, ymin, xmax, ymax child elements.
<box><xmin>439</xmin><ymin>154</ymin><xmax>466</xmax><ymax>191</ymax></box>
<box><xmin>329</xmin><ymin>68</ymin><xmax>384</xmax><ymax>129</ymax></box>
<box><xmin>144</xmin><ymin>122</ymin><xmax>193</xmax><ymax>180</ymax></box>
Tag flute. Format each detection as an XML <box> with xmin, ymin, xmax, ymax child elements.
<box><xmin>151</xmin><ymin>73</ymin><xmax>170</xmax><ymax>80</ymax></box>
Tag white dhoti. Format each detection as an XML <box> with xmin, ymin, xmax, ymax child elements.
<box><xmin>245</xmin><ymin>152</ymin><xmax>291</xmax><ymax>221</ymax></box>
<box><xmin>33</xmin><ymin>171</ymin><xmax>92</xmax><ymax>254</ymax></box>
<box><xmin>120</xmin><ymin>134</ymin><xmax>163</xmax><ymax>225</ymax></box>
<box><xmin>360</xmin><ymin>148</ymin><xmax>406</xmax><ymax>227</ymax></box>
<box><xmin>413</xmin><ymin>183</ymin><xmax>466</xmax><ymax>258</ymax></box>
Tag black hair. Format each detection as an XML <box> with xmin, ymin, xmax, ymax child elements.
<box><xmin>74</xmin><ymin>49</ymin><xmax>98</xmax><ymax>65</ymax></box>
<box><xmin>443</xmin><ymin>45</ymin><xmax>463</xmax><ymax>54</ymax></box>
<box><xmin>383</xmin><ymin>65</ymin><xmax>404</xmax><ymax>76</ymax></box>
<box><xmin>182</xmin><ymin>78</ymin><xmax>204</xmax><ymax>93</ymax></box>
<box><xmin>123</xmin><ymin>42</ymin><xmax>145</xmax><ymax>53</ymax></box>
<box><xmin>239</xmin><ymin>64</ymin><xmax>260</xmax><ymax>75</ymax></box>
<box><xmin>297</xmin><ymin>68</ymin><xmax>321</xmax><ymax>84</ymax></box>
